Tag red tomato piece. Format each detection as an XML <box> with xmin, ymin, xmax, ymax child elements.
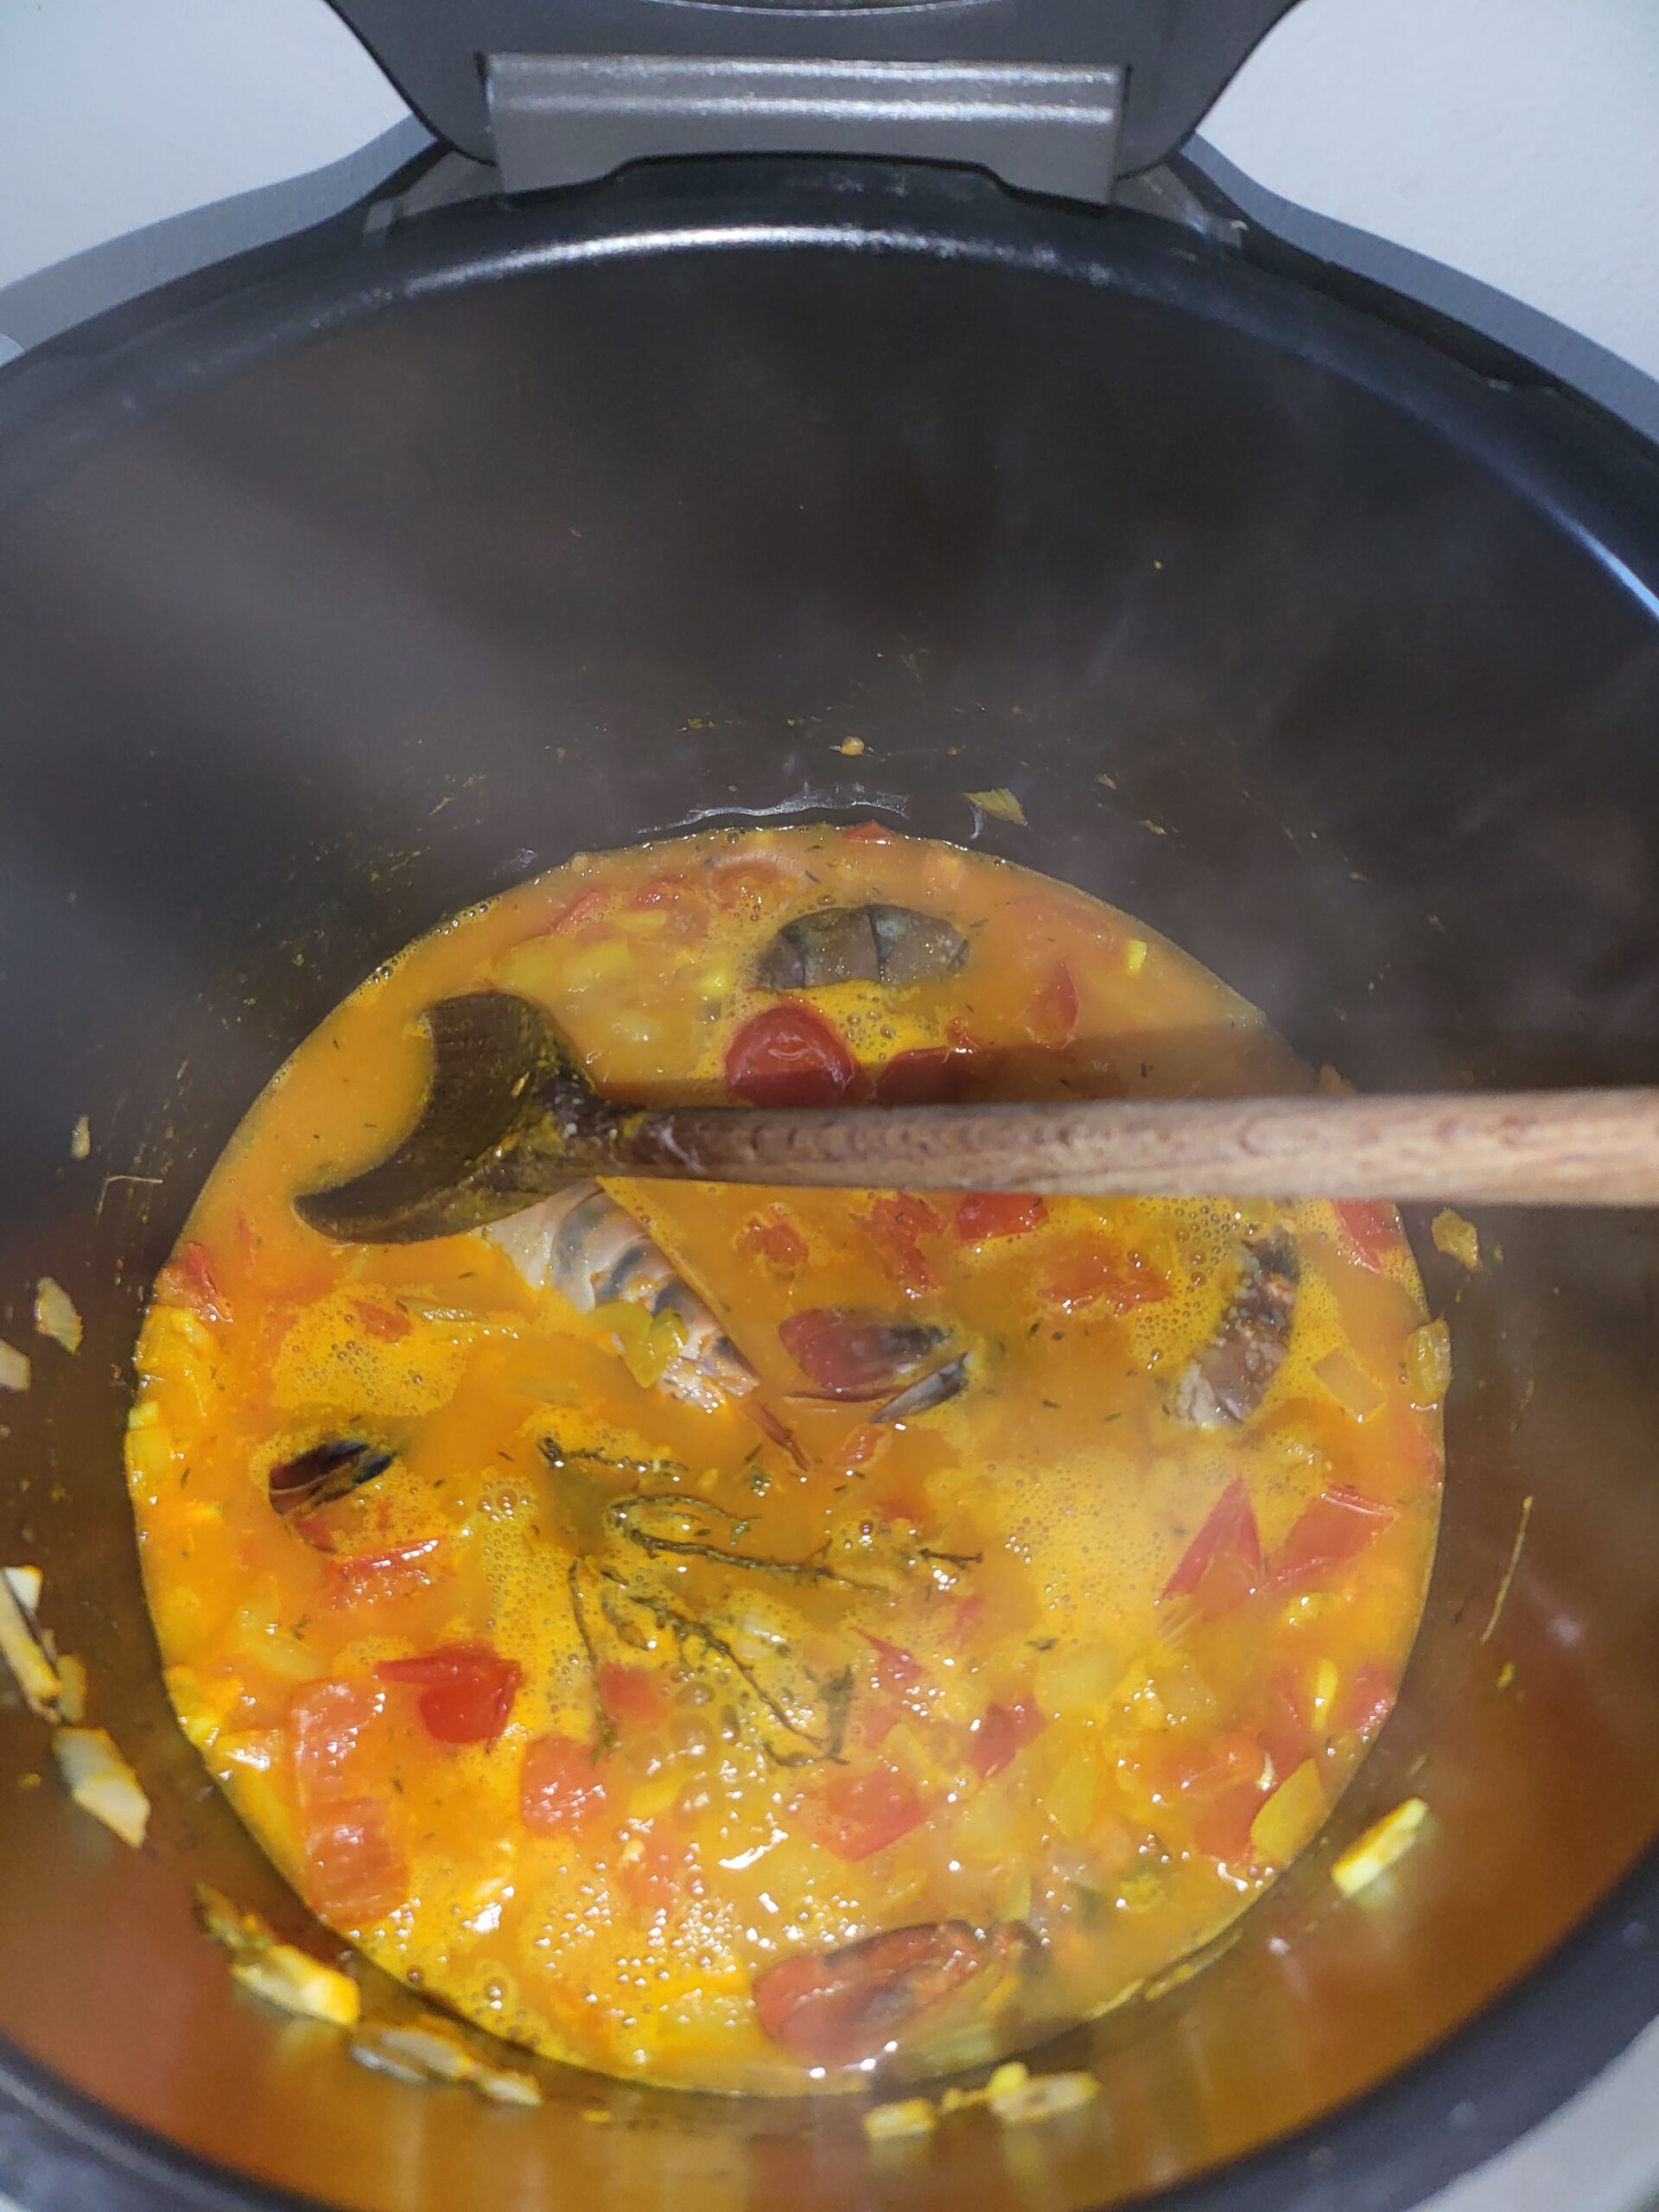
<box><xmin>521</xmin><ymin>1733</ymin><xmax>608</xmax><ymax>1834</ymax></box>
<box><xmin>874</xmin><ymin>1047</ymin><xmax>976</xmax><ymax>1105</ymax></box>
<box><xmin>325</xmin><ymin>1537</ymin><xmax>443</xmax><ymax>1603</ymax></box>
<box><xmin>1268</xmin><ymin>1484</ymin><xmax>1396</xmax><ymax>1592</ymax></box>
<box><xmin>302</xmin><ymin>1799</ymin><xmax>408</xmax><ymax>1923</ymax></box>
<box><xmin>550</xmin><ymin>887</ymin><xmax>608</xmax><ymax>932</ymax></box>
<box><xmin>817</xmin><ymin>1764</ymin><xmax>929</xmax><ymax>1862</ymax></box>
<box><xmin>855</xmin><ymin>1632</ymin><xmax>928</xmax><ymax>1746</ymax></box>
<box><xmin>1153</xmin><ymin>1729</ymin><xmax>1271</xmax><ymax>1869</ymax></box>
<box><xmin>596</xmin><ymin>1662</ymin><xmax>666</xmax><ymax>1732</ymax></box>
<box><xmin>615</xmin><ymin>1818</ymin><xmax>691</xmax><ymax>1914</ymax></box>
<box><xmin>1257</xmin><ymin>1672</ymin><xmax>1316</xmax><ymax>1783</ymax></box>
<box><xmin>841</xmin><ymin>821</ymin><xmax>894</xmax><ymax>844</ymax></box>
<box><xmin>753</xmin><ymin>1922</ymin><xmax>985</xmax><ymax>2064</ymax></box>
<box><xmin>855</xmin><ymin>1193</ymin><xmax>942</xmax><ymax>1296</ymax></box>
<box><xmin>967</xmin><ymin>1697</ymin><xmax>1046</xmax><ymax>1779</ymax></box>
<box><xmin>725</xmin><ymin>1005</ymin><xmax>859</xmax><ymax>1108</ymax></box>
<box><xmin>155</xmin><ymin>1239</ymin><xmax>229</xmax><ymax>1325</ymax></box>
<box><xmin>1028</xmin><ymin>960</ymin><xmax>1080</xmax><ymax>1047</ymax></box>
<box><xmin>956</xmin><ymin>1192</ymin><xmax>1047</xmax><ymax>1243</ymax></box>
<box><xmin>353</xmin><ymin>1300</ymin><xmax>410</xmax><ymax>1342</ymax></box>
<box><xmin>1045</xmin><ymin>1238</ymin><xmax>1169</xmax><ymax>1316</ymax></box>
<box><xmin>377</xmin><ymin>1641</ymin><xmax>523</xmax><ymax>1746</ymax></box>
<box><xmin>1332</xmin><ymin>1199</ymin><xmax>1399</xmax><ymax>1272</ymax></box>
<box><xmin>1162</xmin><ymin>1479</ymin><xmax>1263</xmax><ymax>1618</ymax></box>
<box><xmin>289</xmin><ymin>1679</ymin><xmax>384</xmax><ymax>1803</ymax></box>
<box><xmin>737</xmin><ymin>1207</ymin><xmax>808</xmax><ymax>1273</ymax></box>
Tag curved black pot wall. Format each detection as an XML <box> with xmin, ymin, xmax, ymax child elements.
<box><xmin>0</xmin><ymin>161</ymin><xmax>1657</xmax><ymax>2212</ymax></box>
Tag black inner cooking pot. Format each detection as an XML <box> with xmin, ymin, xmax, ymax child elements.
<box><xmin>2</xmin><ymin>127</ymin><xmax>1659</xmax><ymax>2212</ymax></box>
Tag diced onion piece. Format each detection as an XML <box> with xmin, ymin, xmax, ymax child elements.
<box><xmin>1314</xmin><ymin>1346</ymin><xmax>1384</xmax><ymax>1422</ymax></box>
<box><xmin>366</xmin><ymin>2023</ymin><xmax>479</xmax><ymax>2082</ymax></box>
<box><xmin>70</xmin><ymin>1115</ymin><xmax>92</xmax><ymax>1161</ymax></box>
<box><xmin>963</xmin><ymin>787</ymin><xmax>1027</xmax><ymax>825</ymax></box>
<box><xmin>233</xmin><ymin>1945</ymin><xmax>360</xmax><ymax>2027</ymax></box>
<box><xmin>988</xmin><ymin>2068</ymin><xmax>1100</xmax><ymax>2126</ymax></box>
<box><xmin>1405</xmin><ymin>1319</ymin><xmax>1452</xmax><ymax>1408</ymax></box>
<box><xmin>862</xmin><ymin>2096</ymin><xmax>938</xmax><ymax>2142</ymax></box>
<box><xmin>0</xmin><ymin>1572</ymin><xmax>61</xmax><ymax>1716</ymax></box>
<box><xmin>0</xmin><ymin>1340</ymin><xmax>29</xmax><ymax>1392</ymax></box>
<box><xmin>473</xmin><ymin>2063</ymin><xmax>543</xmax><ymax>2107</ymax></box>
<box><xmin>1431</xmin><ymin>1209</ymin><xmax>1480</xmax><ymax>1270</ymax></box>
<box><xmin>1249</xmin><ymin>1758</ymin><xmax>1325</xmax><ymax>1866</ymax></box>
<box><xmin>3</xmin><ymin>1566</ymin><xmax>42</xmax><ymax>1616</ymax></box>
<box><xmin>1124</xmin><ymin>938</ymin><xmax>1148</xmax><ymax>975</ymax></box>
<box><xmin>55</xmin><ymin>1652</ymin><xmax>88</xmax><ymax>1725</ymax></box>
<box><xmin>1332</xmin><ymin>1796</ymin><xmax>1429</xmax><ymax>1899</ymax></box>
<box><xmin>53</xmin><ymin>1726</ymin><xmax>149</xmax><ymax>1847</ymax></box>
<box><xmin>34</xmin><ymin>1278</ymin><xmax>83</xmax><ymax>1354</ymax></box>
<box><xmin>349</xmin><ymin>2037</ymin><xmax>429</xmax><ymax>2083</ymax></box>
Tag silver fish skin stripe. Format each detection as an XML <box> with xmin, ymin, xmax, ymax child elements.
<box><xmin>484</xmin><ymin>1183</ymin><xmax>757</xmax><ymax>1409</ymax></box>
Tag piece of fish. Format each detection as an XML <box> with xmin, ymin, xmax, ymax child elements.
<box><xmin>486</xmin><ymin>1181</ymin><xmax>759</xmax><ymax>1417</ymax></box>
<box><xmin>268</xmin><ymin>1439</ymin><xmax>396</xmax><ymax>1519</ymax></box>
<box><xmin>756</xmin><ymin>904</ymin><xmax>969</xmax><ymax>990</ymax></box>
<box><xmin>1173</xmin><ymin>1230</ymin><xmax>1300</xmax><ymax>1427</ymax></box>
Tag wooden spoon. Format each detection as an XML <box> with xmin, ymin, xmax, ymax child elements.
<box><xmin>296</xmin><ymin>992</ymin><xmax>1659</xmax><ymax>1242</ymax></box>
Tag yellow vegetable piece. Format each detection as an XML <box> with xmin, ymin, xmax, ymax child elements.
<box><xmin>1308</xmin><ymin>1657</ymin><xmax>1339</xmax><ymax>1727</ymax></box>
<box><xmin>1124</xmin><ymin>938</ymin><xmax>1148</xmax><ymax>975</ymax></box>
<box><xmin>1332</xmin><ymin>1796</ymin><xmax>1429</xmax><ymax>1899</ymax></box>
<box><xmin>1431</xmin><ymin>1209</ymin><xmax>1480</xmax><ymax>1270</ymax></box>
<box><xmin>55</xmin><ymin>1652</ymin><xmax>88</xmax><ymax>1726</ymax></box>
<box><xmin>862</xmin><ymin>2096</ymin><xmax>938</xmax><ymax>2141</ymax></box>
<box><xmin>0</xmin><ymin>1573</ymin><xmax>60</xmax><ymax>1718</ymax></box>
<box><xmin>963</xmin><ymin>787</ymin><xmax>1027</xmax><ymax>825</ymax></box>
<box><xmin>988</xmin><ymin>2069</ymin><xmax>1100</xmax><ymax>2126</ymax></box>
<box><xmin>1405</xmin><ymin>1319</ymin><xmax>1452</xmax><ymax>1408</ymax></box>
<box><xmin>33</xmin><ymin>1278</ymin><xmax>83</xmax><ymax>1355</ymax></box>
<box><xmin>0</xmin><ymin>1339</ymin><xmax>30</xmax><ymax>1392</ymax></box>
<box><xmin>233</xmin><ymin>1946</ymin><xmax>361</xmax><ymax>2027</ymax></box>
<box><xmin>53</xmin><ymin>1726</ymin><xmax>150</xmax><ymax>1847</ymax></box>
<box><xmin>1249</xmin><ymin>1758</ymin><xmax>1325</xmax><ymax>1866</ymax></box>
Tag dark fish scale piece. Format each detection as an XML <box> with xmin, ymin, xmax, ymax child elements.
<box><xmin>755</xmin><ymin>904</ymin><xmax>968</xmax><ymax>990</ymax></box>
<box><xmin>1173</xmin><ymin>1230</ymin><xmax>1300</xmax><ymax>1427</ymax></box>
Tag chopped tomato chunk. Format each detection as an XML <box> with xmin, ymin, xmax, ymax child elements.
<box><xmin>353</xmin><ymin>1300</ymin><xmax>410</xmax><ymax>1342</ymax></box>
<box><xmin>521</xmin><ymin>1734</ymin><xmax>608</xmax><ymax>1835</ymax></box>
<box><xmin>1028</xmin><ymin>960</ymin><xmax>1080</xmax><ymax>1047</ymax></box>
<box><xmin>855</xmin><ymin>1194</ymin><xmax>941</xmax><ymax>1297</ymax></box>
<box><xmin>596</xmin><ymin>1662</ymin><xmax>666</xmax><ymax>1732</ymax></box>
<box><xmin>1151</xmin><ymin>1729</ymin><xmax>1271</xmax><ymax>1870</ymax></box>
<box><xmin>724</xmin><ymin>1005</ymin><xmax>859</xmax><ymax>1108</ymax></box>
<box><xmin>303</xmin><ymin>1799</ymin><xmax>407</xmax><ymax>1923</ymax></box>
<box><xmin>817</xmin><ymin>1764</ymin><xmax>928</xmax><ymax>1862</ymax></box>
<box><xmin>967</xmin><ymin>1697</ymin><xmax>1046</xmax><ymax>1779</ymax></box>
<box><xmin>378</xmin><ymin>1642</ymin><xmax>523</xmax><ymax>1745</ymax></box>
<box><xmin>841</xmin><ymin>820</ymin><xmax>895</xmax><ymax>843</ymax></box>
<box><xmin>289</xmin><ymin>1679</ymin><xmax>385</xmax><ymax>1802</ymax></box>
<box><xmin>1332</xmin><ymin>1199</ymin><xmax>1399</xmax><ymax>1272</ymax></box>
<box><xmin>325</xmin><ymin>1537</ymin><xmax>443</xmax><ymax>1604</ymax></box>
<box><xmin>738</xmin><ymin>1207</ymin><xmax>808</xmax><ymax>1272</ymax></box>
<box><xmin>1044</xmin><ymin>1237</ymin><xmax>1169</xmax><ymax>1315</ymax></box>
<box><xmin>874</xmin><ymin>1047</ymin><xmax>975</xmax><ymax>1104</ymax></box>
<box><xmin>155</xmin><ymin>1239</ymin><xmax>229</xmax><ymax>1325</ymax></box>
<box><xmin>550</xmin><ymin>887</ymin><xmax>608</xmax><ymax>932</ymax></box>
<box><xmin>1268</xmin><ymin>1484</ymin><xmax>1396</xmax><ymax>1592</ymax></box>
<box><xmin>956</xmin><ymin>1192</ymin><xmax>1046</xmax><ymax>1243</ymax></box>
<box><xmin>1162</xmin><ymin>1479</ymin><xmax>1262</xmax><ymax>1618</ymax></box>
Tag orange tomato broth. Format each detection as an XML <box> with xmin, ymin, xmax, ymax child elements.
<box><xmin>127</xmin><ymin>823</ymin><xmax>1442</xmax><ymax>2095</ymax></box>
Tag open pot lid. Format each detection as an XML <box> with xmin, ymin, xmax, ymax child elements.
<box><xmin>322</xmin><ymin>0</ymin><xmax>1300</xmax><ymax>201</ymax></box>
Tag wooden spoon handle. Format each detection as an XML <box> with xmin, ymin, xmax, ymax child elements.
<box><xmin>632</xmin><ymin>1089</ymin><xmax>1659</xmax><ymax>1204</ymax></box>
